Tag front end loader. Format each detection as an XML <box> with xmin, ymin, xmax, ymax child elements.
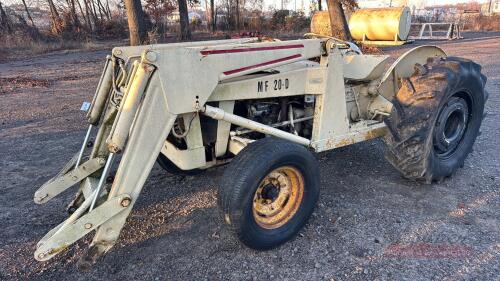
<box><xmin>33</xmin><ymin>31</ymin><xmax>487</xmax><ymax>265</ymax></box>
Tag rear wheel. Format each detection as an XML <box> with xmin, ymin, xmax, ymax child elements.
<box><xmin>384</xmin><ymin>56</ymin><xmax>487</xmax><ymax>182</ymax></box>
<box><xmin>218</xmin><ymin>138</ymin><xmax>320</xmax><ymax>250</ymax></box>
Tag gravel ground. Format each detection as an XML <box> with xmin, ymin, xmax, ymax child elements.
<box><xmin>0</xmin><ymin>32</ymin><xmax>498</xmax><ymax>281</ymax></box>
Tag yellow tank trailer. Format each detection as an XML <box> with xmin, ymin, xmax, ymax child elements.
<box><xmin>349</xmin><ymin>7</ymin><xmax>412</xmax><ymax>45</ymax></box>
<box><xmin>311</xmin><ymin>7</ymin><xmax>412</xmax><ymax>46</ymax></box>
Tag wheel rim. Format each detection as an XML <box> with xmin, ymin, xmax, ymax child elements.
<box><xmin>433</xmin><ymin>96</ymin><xmax>469</xmax><ymax>157</ymax></box>
<box><xmin>252</xmin><ymin>166</ymin><xmax>305</xmax><ymax>229</ymax></box>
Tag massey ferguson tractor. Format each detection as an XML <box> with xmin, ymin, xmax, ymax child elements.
<box><xmin>33</xmin><ymin>11</ymin><xmax>487</xmax><ymax>267</ymax></box>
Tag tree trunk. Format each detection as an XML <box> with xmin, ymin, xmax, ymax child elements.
<box><xmin>96</xmin><ymin>0</ymin><xmax>104</xmax><ymax>20</ymax></box>
<box><xmin>124</xmin><ymin>0</ymin><xmax>146</xmax><ymax>45</ymax></box>
<box><xmin>90</xmin><ymin>0</ymin><xmax>99</xmax><ymax>25</ymax></box>
<box><xmin>47</xmin><ymin>0</ymin><xmax>62</xmax><ymax>33</ymax></box>
<box><xmin>20</xmin><ymin>0</ymin><xmax>35</xmax><ymax>27</ymax></box>
<box><xmin>211</xmin><ymin>0</ymin><xmax>215</xmax><ymax>32</ymax></box>
<box><xmin>318</xmin><ymin>0</ymin><xmax>322</xmax><ymax>11</ymax></box>
<box><xmin>326</xmin><ymin>0</ymin><xmax>352</xmax><ymax>41</ymax></box>
<box><xmin>204</xmin><ymin>0</ymin><xmax>209</xmax><ymax>31</ymax></box>
<box><xmin>106</xmin><ymin>0</ymin><xmax>111</xmax><ymax>18</ymax></box>
<box><xmin>83</xmin><ymin>0</ymin><xmax>94</xmax><ymax>31</ymax></box>
<box><xmin>177</xmin><ymin>0</ymin><xmax>191</xmax><ymax>40</ymax></box>
<box><xmin>96</xmin><ymin>0</ymin><xmax>110</xmax><ymax>20</ymax></box>
<box><xmin>0</xmin><ymin>1</ymin><xmax>12</xmax><ymax>33</ymax></box>
<box><xmin>236</xmin><ymin>0</ymin><xmax>239</xmax><ymax>31</ymax></box>
<box><xmin>69</xmin><ymin>0</ymin><xmax>81</xmax><ymax>28</ymax></box>
<box><xmin>76</xmin><ymin>0</ymin><xmax>92</xmax><ymax>31</ymax></box>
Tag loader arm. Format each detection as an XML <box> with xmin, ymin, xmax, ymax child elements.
<box><xmin>34</xmin><ymin>39</ymin><xmax>329</xmax><ymax>263</ymax></box>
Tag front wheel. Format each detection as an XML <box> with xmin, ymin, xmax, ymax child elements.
<box><xmin>218</xmin><ymin>138</ymin><xmax>320</xmax><ymax>250</ymax></box>
<box><xmin>384</xmin><ymin>56</ymin><xmax>487</xmax><ymax>182</ymax></box>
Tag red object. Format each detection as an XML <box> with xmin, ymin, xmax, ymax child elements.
<box><xmin>200</xmin><ymin>44</ymin><xmax>304</xmax><ymax>56</ymax></box>
<box><xmin>223</xmin><ymin>54</ymin><xmax>302</xmax><ymax>75</ymax></box>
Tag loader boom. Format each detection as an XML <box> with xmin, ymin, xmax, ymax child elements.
<box><xmin>34</xmin><ymin>37</ymin><xmax>447</xmax><ymax>264</ymax></box>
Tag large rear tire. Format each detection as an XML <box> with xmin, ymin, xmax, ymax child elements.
<box><xmin>218</xmin><ymin>138</ymin><xmax>320</xmax><ymax>250</ymax></box>
<box><xmin>384</xmin><ymin>56</ymin><xmax>487</xmax><ymax>182</ymax></box>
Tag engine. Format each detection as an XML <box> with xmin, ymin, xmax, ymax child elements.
<box><xmin>235</xmin><ymin>96</ymin><xmax>315</xmax><ymax>139</ymax></box>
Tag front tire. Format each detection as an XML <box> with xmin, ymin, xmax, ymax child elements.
<box><xmin>384</xmin><ymin>56</ymin><xmax>487</xmax><ymax>182</ymax></box>
<box><xmin>218</xmin><ymin>138</ymin><xmax>320</xmax><ymax>250</ymax></box>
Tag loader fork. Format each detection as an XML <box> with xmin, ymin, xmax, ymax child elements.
<box><xmin>34</xmin><ymin>54</ymin><xmax>177</xmax><ymax>263</ymax></box>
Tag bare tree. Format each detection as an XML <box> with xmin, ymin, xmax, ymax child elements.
<box><xmin>76</xmin><ymin>0</ymin><xmax>92</xmax><ymax>31</ymax></box>
<box><xmin>106</xmin><ymin>0</ymin><xmax>111</xmax><ymax>18</ymax></box>
<box><xmin>96</xmin><ymin>0</ymin><xmax>110</xmax><ymax>20</ymax></box>
<box><xmin>66</xmin><ymin>0</ymin><xmax>81</xmax><ymax>28</ymax></box>
<box><xmin>21</xmin><ymin>0</ymin><xmax>35</xmax><ymax>27</ymax></box>
<box><xmin>124</xmin><ymin>0</ymin><xmax>147</xmax><ymax>45</ymax></box>
<box><xmin>83</xmin><ymin>0</ymin><xmax>96</xmax><ymax>30</ymax></box>
<box><xmin>210</xmin><ymin>0</ymin><xmax>215</xmax><ymax>32</ymax></box>
<box><xmin>90</xmin><ymin>0</ymin><xmax>99</xmax><ymax>25</ymax></box>
<box><xmin>0</xmin><ymin>1</ymin><xmax>12</xmax><ymax>33</ymax></box>
<box><xmin>177</xmin><ymin>0</ymin><xmax>190</xmax><ymax>40</ymax></box>
<box><xmin>47</xmin><ymin>0</ymin><xmax>62</xmax><ymax>33</ymax></box>
<box><xmin>326</xmin><ymin>0</ymin><xmax>352</xmax><ymax>41</ymax></box>
<box><xmin>235</xmin><ymin>0</ymin><xmax>239</xmax><ymax>30</ymax></box>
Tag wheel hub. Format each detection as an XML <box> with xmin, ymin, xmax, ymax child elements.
<box><xmin>261</xmin><ymin>183</ymin><xmax>280</xmax><ymax>202</ymax></box>
<box><xmin>433</xmin><ymin>96</ymin><xmax>469</xmax><ymax>156</ymax></box>
<box><xmin>252</xmin><ymin>166</ymin><xmax>305</xmax><ymax>229</ymax></box>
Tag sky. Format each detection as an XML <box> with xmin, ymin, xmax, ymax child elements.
<box><xmin>261</xmin><ymin>0</ymin><xmax>490</xmax><ymax>13</ymax></box>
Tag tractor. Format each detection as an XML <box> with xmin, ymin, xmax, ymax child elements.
<box><xmin>33</xmin><ymin>10</ymin><xmax>487</xmax><ymax>267</ymax></box>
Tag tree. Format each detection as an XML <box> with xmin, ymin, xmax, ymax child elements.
<box><xmin>318</xmin><ymin>0</ymin><xmax>322</xmax><ymax>11</ymax></box>
<box><xmin>21</xmin><ymin>0</ymin><xmax>35</xmax><ymax>27</ymax></box>
<box><xmin>47</xmin><ymin>0</ymin><xmax>63</xmax><ymax>34</ymax></box>
<box><xmin>177</xmin><ymin>0</ymin><xmax>190</xmax><ymax>40</ymax></box>
<box><xmin>75</xmin><ymin>0</ymin><xmax>92</xmax><ymax>31</ymax></box>
<box><xmin>66</xmin><ymin>0</ymin><xmax>81</xmax><ymax>28</ymax></box>
<box><xmin>0</xmin><ymin>1</ymin><xmax>12</xmax><ymax>34</ymax></box>
<box><xmin>210</xmin><ymin>0</ymin><xmax>215</xmax><ymax>32</ymax></box>
<box><xmin>326</xmin><ymin>0</ymin><xmax>352</xmax><ymax>41</ymax></box>
<box><xmin>124</xmin><ymin>0</ymin><xmax>147</xmax><ymax>45</ymax></box>
<box><xmin>145</xmin><ymin>0</ymin><xmax>176</xmax><ymax>37</ymax></box>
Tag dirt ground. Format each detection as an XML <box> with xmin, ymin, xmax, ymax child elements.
<box><xmin>0</xmin><ymin>32</ymin><xmax>498</xmax><ymax>281</ymax></box>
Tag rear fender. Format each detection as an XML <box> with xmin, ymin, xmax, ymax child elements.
<box><xmin>378</xmin><ymin>45</ymin><xmax>447</xmax><ymax>100</ymax></box>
